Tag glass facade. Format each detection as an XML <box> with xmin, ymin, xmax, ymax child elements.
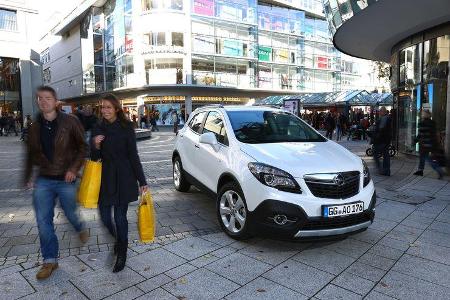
<box><xmin>394</xmin><ymin>35</ymin><xmax>449</xmax><ymax>155</ymax></box>
<box><xmin>0</xmin><ymin>57</ymin><xmax>21</xmax><ymax>113</ymax></box>
<box><xmin>79</xmin><ymin>0</ymin><xmax>373</xmax><ymax>94</ymax></box>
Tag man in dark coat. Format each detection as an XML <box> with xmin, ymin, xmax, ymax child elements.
<box><xmin>413</xmin><ymin>110</ymin><xmax>444</xmax><ymax>179</ymax></box>
<box><xmin>373</xmin><ymin>107</ymin><xmax>392</xmax><ymax>176</ymax></box>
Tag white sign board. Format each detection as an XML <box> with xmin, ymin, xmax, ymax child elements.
<box><xmin>283</xmin><ymin>100</ymin><xmax>300</xmax><ymax>116</ymax></box>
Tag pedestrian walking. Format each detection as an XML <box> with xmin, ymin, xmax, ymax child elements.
<box><xmin>361</xmin><ymin>117</ymin><xmax>369</xmax><ymax>140</ymax></box>
<box><xmin>373</xmin><ymin>106</ymin><xmax>392</xmax><ymax>176</ymax></box>
<box><xmin>413</xmin><ymin>110</ymin><xmax>444</xmax><ymax>179</ymax></box>
<box><xmin>336</xmin><ymin>113</ymin><xmax>344</xmax><ymax>141</ymax></box>
<box><xmin>172</xmin><ymin>110</ymin><xmax>179</xmax><ymax>134</ymax></box>
<box><xmin>0</xmin><ymin>113</ymin><xmax>7</xmax><ymax>136</ymax></box>
<box><xmin>91</xmin><ymin>93</ymin><xmax>148</xmax><ymax>273</ymax></box>
<box><xmin>6</xmin><ymin>113</ymin><xmax>18</xmax><ymax>136</ymax></box>
<box><xmin>24</xmin><ymin>86</ymin><xmax>88</xmax><ymax>280</ymax></box>
<box><xmin>324</xmin><ymin>112</ymin><xmax>335</xmax><ymax>139</ymax></box>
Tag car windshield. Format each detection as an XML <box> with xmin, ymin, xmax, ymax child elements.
<box><xmin>227</xmin><ymin>110</ymin><xmax>326</xmax><ymax>144</ymax></box>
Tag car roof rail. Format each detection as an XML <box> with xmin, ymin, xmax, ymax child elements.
<box><xmin>201</xmin><ymin>104</ymin><xmax>224</xmax><ymax>109</ymax></box>
<box><xmin>252</xmin><ymin>103</ymin><xmax>281</xmax><ymax>109</ymax></box>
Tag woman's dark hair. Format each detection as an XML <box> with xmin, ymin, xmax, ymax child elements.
<box><xmin>99</xmin><ymin>93</ymin><xmax>131</xmax><ymax>128</ymax></box>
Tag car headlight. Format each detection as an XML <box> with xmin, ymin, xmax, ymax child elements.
<box><xmin>248</xmin><ymin>162</ymin><xmax>301</xmax><ymax>194</ymax></box>
<box><xmin>362</xmin><ymin>159</ymin><xmax>371</xmax><ymax>187</ymax></box>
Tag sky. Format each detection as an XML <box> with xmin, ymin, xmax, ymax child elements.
<box><xmin>36</xmin><ymin>0</ymin><xmax>79</xmax><ymax>37</ymax></box>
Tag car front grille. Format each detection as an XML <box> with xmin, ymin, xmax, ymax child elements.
<box><xmin>301</xmin><ymin>212</ymin><xmax>372</xmax><ymax>231</ymax></box>
<box><xmin>305</xmin><ymin>171</ymin><xmax>360</xmax><ymax>199</ymax></box>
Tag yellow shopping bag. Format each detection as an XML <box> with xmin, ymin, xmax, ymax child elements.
<box><xmin>78</xmin><ymin>160</ymin><xmax>102</xmax><ymax>208</ymax></box>
<box><xmin>138</xmin><ymin>191</ymin><xmax>156</xmax><ymax>243</ymax></box>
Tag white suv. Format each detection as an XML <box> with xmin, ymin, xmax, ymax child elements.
<box><xmin>172</xmin><ymin>105</ymin><xmax>376</xmax><ymax>239</ymax></box>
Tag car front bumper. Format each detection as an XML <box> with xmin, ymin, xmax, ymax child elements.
<box><xmin>248</xmin><ymin>191</ymin><xmax>376</xmax><ymax>239</ymax></box>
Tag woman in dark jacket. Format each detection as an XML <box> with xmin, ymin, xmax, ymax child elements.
<box><xmin>91</xmin><ymin>93</ymin><xmax>148</xmax><ymax>272</ymax></box>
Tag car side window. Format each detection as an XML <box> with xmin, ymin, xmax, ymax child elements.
<box><xmin>203</xmin><ymin>111</ymin><xmax>229</xmax><ymax>146</ymax></box>
<box><xmin>189</xmin><ymin>111</ymin><xmax>206</xmax><ymax>134</ymax></box>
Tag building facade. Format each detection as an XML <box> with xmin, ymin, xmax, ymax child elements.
<box><xmin>324</xmin><ymin>0</ymin><xmax>450</xmax><ymax>158</ymax></box>
<box><xmin>41</xmin><ymin>0</ymin><xmax>380</xmax><ymax>120</ymax></box>
<box><xmin>0</xmin><ymin>0</ymin><xmax>41</xmax><ymax>116</ymax></box>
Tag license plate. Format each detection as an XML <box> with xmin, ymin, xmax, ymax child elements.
<box><xmin>323</xmin><ymin>202</ymin><xmax>364</xmax><ymax>217</ymax></box>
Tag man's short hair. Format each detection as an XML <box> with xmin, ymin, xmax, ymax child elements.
<box><xmin>36</xmin><ymin>85</ymin><xmax>57</xmax><ymax>99</ymax></box>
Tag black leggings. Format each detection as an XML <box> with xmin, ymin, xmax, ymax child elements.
<box><xmin>99</xmin><ymin>203</ymin><xmax>129</xmax><ymax>243</ymax></box>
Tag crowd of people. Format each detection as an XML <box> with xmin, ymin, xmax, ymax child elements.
<box><xmin>301</xmin><ymin>108</ymin><xmax>375</xmax><ymax>142</ymax></box>
<box><xmin>0</xmin><ymin>112</ymin><xmax>33</xmax><ymax>140</ymax></box>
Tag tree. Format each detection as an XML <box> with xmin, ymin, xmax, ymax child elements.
<box><xmin>374</xmin><ymin>61</ymin><xmax>390</xmax><ymax>82</ymax></box>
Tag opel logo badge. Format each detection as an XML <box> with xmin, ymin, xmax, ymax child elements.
<box><xmin>333</xmin><ymin>174</ymin><xmax>345</xmax><ymax>186</ymax></box>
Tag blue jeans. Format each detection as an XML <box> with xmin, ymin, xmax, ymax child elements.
<box><xmin>33</xmin><ymin>177</ymin><xmax>84</xmax><ymax>263</ymax></box>
<box><xmin>336</xmin><ymin>125</ymin><xmax>342</xmax><ymax>141</ymax></box>
<box><xmin>374</xmin><ymin>143</ymin><xmax>390</xmax><ymax>175</ymax></box>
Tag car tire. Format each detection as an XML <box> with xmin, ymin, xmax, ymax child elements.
<box><xmin>366</xmin><ymin>148</ymin><xmax>373</xmax><ymax>156</ymax></box>
<box><xmin>217</xmin><ymin>181</ymin><xmax>251</xmax><ymax>240</ymax></box>
<box><xmin>173</xmin><ymin>156</ymin><xmax>191</xmax><ymax>192</ymax></box>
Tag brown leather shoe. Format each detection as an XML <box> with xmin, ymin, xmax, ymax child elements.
<box><xmin>36</xmin><ymin>263</ymin><xmax>58</xmax><ymax>280</ymax></box>
<box><xmin>79</xmin><ymin>230</ymin><xmax>89</xmax><ymax>244</ymax></box>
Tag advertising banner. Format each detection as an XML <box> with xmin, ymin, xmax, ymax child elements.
<box><xmin>283</xmin><ymin>99</ymin><xmax>300</xmax><ymax>116</ymax></box>
<box><xmin>193</xmin><ymin>0</ymin><xmax>214</xmax><ymax>16</ymax></box>
<box><xmin>274</xmin><ymin>49</ymin><xmax>289</xmax><ymax>63</ymax></box>
<box><xmin>316</xmin><ymin>56</ymin><xmax>329</xmax><ymax>69</ymax></box>
<box><xmin>258</xmin><ymin>46</ymin><xmax>272</xmax><ymax>61</ymax></box>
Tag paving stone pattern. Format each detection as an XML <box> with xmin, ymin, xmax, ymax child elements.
<box><xmin>0</xmin><ymin>132</ymin><xmax>450</xmax><ymax>299</ymax></box>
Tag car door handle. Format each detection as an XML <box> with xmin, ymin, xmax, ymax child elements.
<box><xmin>194</xmin><ymin>144</ymin><xmax>200</xmax><ymax>149</ymax></box>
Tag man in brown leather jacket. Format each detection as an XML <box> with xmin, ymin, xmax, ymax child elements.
<box><xmin>24</xmin><ymin>86</ymin><xmax>88</xmax><ymax>280</ymax></box>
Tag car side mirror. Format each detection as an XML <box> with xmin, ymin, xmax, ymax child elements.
<box><xmin>199</xmin><ymin>132</ymin><xmax>219</xmax><ymax>151</ymax></box>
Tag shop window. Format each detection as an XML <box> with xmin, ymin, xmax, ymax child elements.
<box><xmin>143</xmin><ymin>0</ymin><xmax>183</xmax><ymax>11</ymax></box>
<box><xmin>423</xmin><ymin>36</ymin><xmax>450</xmax><ymax>81</ymax></box>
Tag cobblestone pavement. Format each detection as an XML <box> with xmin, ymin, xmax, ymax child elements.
<box><xmin>0</xmin><ymin>132</ymin><xmax>450</xmax><ymax>299</ymax></box>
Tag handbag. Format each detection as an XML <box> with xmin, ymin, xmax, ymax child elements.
<box><xmin>78</xmin><ymin>159</ymin><xmax>102</xmax><ymax>208</ymax></box>
<box><xmin>138</xmin><ymin>190</ymin><xmax>156</xmax><ymax>243</ymax></box>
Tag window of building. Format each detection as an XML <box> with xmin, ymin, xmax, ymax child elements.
<box><xmin>43</xmin><ymin>68</ymin><xmax>51</xmax><ymax>84</ymax></box>
<box><xmin>40</xmin><ymin>49</ymin><xmax>50</xmax><ymax>64</ymax></box>
<box><xmin>172</xmin><ymin>32</ymin><xmax>184</xmax><ymax>47</ymax></box>
<box><xmin>142</xmin><ymin>0</ymin><xmax>183</xmax><ymax>11</ymax></box>
<box><xmin>0</xmin><ymin>9</ymin><xmax>17</xmax><ymax>31</ymax></box>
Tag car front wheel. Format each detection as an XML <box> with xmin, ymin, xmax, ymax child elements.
<box><xmin>217</xmin><ymin>182</ymin><xmax>250</xmax><ymax>240</ymax></box>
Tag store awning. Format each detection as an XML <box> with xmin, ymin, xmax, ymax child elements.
<box><xmin>258</xmin><ymin>90</ymin><xmax>393</xmax><ymax>107</ymax></box>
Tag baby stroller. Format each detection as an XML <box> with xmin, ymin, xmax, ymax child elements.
<box><xmin>347</xmin><ymin>124</ymin><xmax>362</xmax><ymax>140</ymax></box>
<box><xmin>366</xmin><ymin>128</ymin><xmax>396</xmax><ymax>157</ymax></box>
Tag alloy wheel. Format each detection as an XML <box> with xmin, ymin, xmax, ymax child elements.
<box><xmin>219</xmin><ymin>190</ymin><xmax>246</xmax><ymax>233</ymax></box>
